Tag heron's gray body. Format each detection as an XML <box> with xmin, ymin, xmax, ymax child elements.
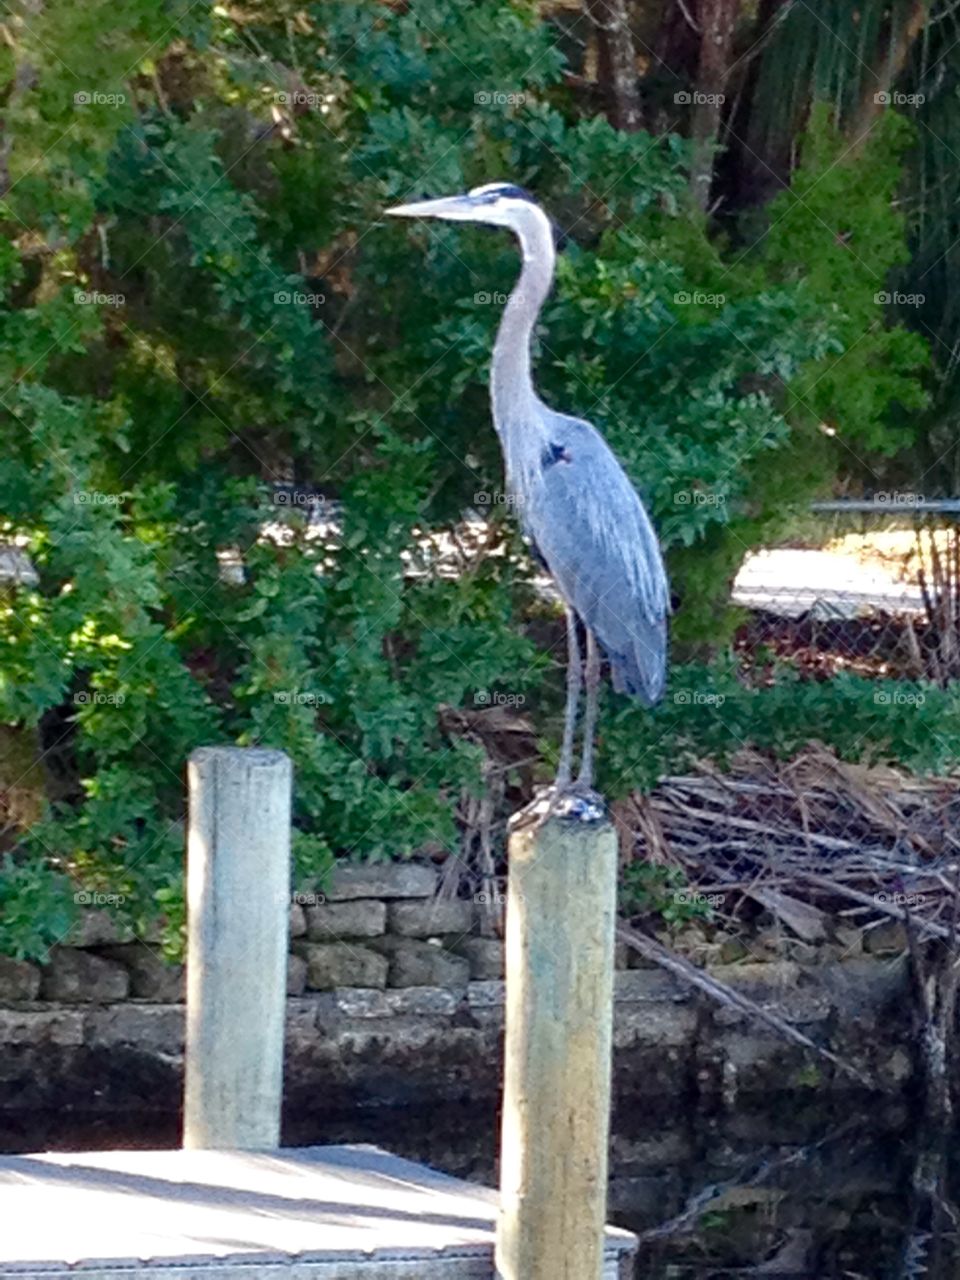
<box><xmin>517</xmin><ymin>409</ymin><xmax>668</xmax><ymax>703</ymax></box>
<box><xmin>387</xmin><ymin>182</ymin><xmax>669</xmax><ymax>792</ymax></box>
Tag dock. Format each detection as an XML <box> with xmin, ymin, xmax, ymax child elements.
<box><xmin>0</xmin><ymin>747</ymin><xmax>641</xmax><ymax>1280</ymax></box>
<box><xmin>0</xmin><ymin>1143</ymin><xmax>638</xmax><ymax>1278</ymax></box>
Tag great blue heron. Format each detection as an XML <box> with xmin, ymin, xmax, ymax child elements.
<box><xmin>387</xmin><ymin>183</ymin><xmax>669</xmax><ymax>810</ymax></box>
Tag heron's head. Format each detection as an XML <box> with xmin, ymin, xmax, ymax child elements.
<box><xmin>386</xmin><ymin>182</ymin><xmax>557</xmax><ymax>250</ymax></box>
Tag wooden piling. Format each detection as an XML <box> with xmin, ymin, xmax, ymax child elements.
<box><xmin>183</xmin><ymin>746</ymin><xmax>292</xmax><ymax>1150</ymax></box>
<box><xmin>495</xmin><ymin>813</ymin><xmax>619</xmax><ymax>1280</ymax></box>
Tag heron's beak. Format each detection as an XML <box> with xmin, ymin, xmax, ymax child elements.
<box><xmin>385</xmin><ymin>193</ymin><xmax>477</xmax><ymax>222</ymax></box>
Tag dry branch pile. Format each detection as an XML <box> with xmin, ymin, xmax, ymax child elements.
<box><xmin>623</xmin><ymin>744</ymin><xmax>960</xmax><ymax>941</ymax></box>
<box><xmin>446</xmin><ymin>703</ymin><xmax>960</xmax><ymax>947</ymax></box>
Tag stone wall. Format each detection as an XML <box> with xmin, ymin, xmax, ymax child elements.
<box><xmin>288</xmin><ymin>863</ymin><xmax>500</xmax><ymax>993</ymax></box>
<box><xmin>0</xmin><ymin>863</ymin><xmax>920</xmax><ymax>1114</ymax></box>
<box><xmin>1</xmin><ymin>863</ymin><xmax>508</xmax><ymax>1009</ymax></box>
<box><xmin>1</xmin><ymin>978</ymin><xmax>916</xmax><ymax>1116</ymax></box>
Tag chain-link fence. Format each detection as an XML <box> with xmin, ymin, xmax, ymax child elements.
<box><xmin>731</xmin><ymin>499</ymin><xmax>960</xmax><ymax>685</ymax></box>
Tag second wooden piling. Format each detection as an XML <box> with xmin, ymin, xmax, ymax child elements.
<box><xmin>183</xmin><ymin>746</ymin><xmax>292</xmax><ymax>1150</ymax></box>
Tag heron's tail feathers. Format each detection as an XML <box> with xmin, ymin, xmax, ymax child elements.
<box><xmin>606</xmin><ymin>617</ymin><xmax>667</xmax><ymax>706</ymax></box>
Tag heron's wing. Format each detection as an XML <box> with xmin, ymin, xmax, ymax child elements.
<box><xmin>525</xmin><ymin>422</ymin><xmax>669</xmax><ymax>705</ymax></box>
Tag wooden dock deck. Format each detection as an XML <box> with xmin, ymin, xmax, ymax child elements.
<box><xmin>0</xmin><ymin>1144</ymin><xmax>637</xmax><ymax>1278</ymax></box>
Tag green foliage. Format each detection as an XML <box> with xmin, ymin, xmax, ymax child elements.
<box><xmin>761</xmin><ymin>105</ymin><xmax>929</xmax><ymax>456</ymax></box>
<box><xmin>0</xmin><ymin>855</ymin><xmax>73</xmax><ymax>961</ymax></box>
<box><xmin>0</xmin><ymin>1</ymin><xmax>936</xmax><ymax>958</ymax></box>
<box><xmin>153</xmin><ymin>884</ymin><xmax>186</xmax><ymax>964</ymax></box>
<box><xmin>742</xmin><ymin>0</ymin><xmax>957</xmax><ymax>472</ymax></box>
<box><xmin>619</xmin><ymin>862</ymin><xmax>712</xmax><ymax>927</ymax></box>
<box><xmin>601</xmin><ymin>665</ymin><xmax>960</xmax><ymax>797</ymax></box>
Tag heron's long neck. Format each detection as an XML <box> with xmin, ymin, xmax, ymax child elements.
<box><xmin>490</xmin><ymin>226</ymin><xmax>555</xmax><ymax>481</ymax></box>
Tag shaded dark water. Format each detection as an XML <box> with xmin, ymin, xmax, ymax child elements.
<box><xmin>3</xmin><ymin>1095</ymin><xmax>958</xmax><ymax>1278</ymax></box>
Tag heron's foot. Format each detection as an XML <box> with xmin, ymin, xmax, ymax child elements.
<box><xmin>549</xmin><ymin>779</ymin><xmax>606</xmax><ymax>824</ymax></box>
<box><xmin>508</xmin><ymin>782</ymin><xmax>606</xmax><ymax>830</ymax></box>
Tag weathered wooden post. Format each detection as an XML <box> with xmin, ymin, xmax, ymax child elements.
<box><xmin>495</xmin><ymin>812</ymin><xmax>619</xmax><ymax>1280</ymax></box>
<box><xmin>183</xmin><ymin>746</ymin><xmax>292</xmax><ymax>1150</ymax></box>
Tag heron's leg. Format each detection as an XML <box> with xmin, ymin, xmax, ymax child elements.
<box><xmin>575</xmin><ymin>628</ymin><xmax>601</xmax><ymax>791</ymax></box>
<box><xmin>555</xmin><ymin>606</ymin><xmax>581</xmax><ymax>790</ymax></box>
